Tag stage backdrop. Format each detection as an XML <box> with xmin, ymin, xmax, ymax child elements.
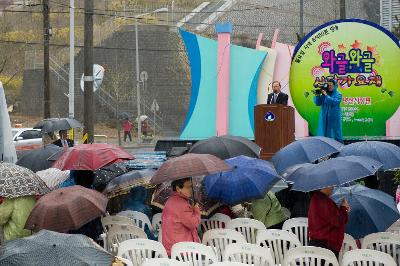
<box><xmin>179</xmin><ymin>29</ymin><xmax>267</xmax><ymax>139</ymax></box>
<box><xmin>290</xmin><ymin>19</ymin><xmax>400</xmax><ymax>137</ymax></box>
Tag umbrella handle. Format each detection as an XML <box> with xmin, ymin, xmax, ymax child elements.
<box><xmin>191</xmin><ymin>177</ymin><xmax>196</xmax><ymax>204</ymax></box>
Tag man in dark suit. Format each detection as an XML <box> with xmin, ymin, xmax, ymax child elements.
<box><xmin>267</xmin><ymin>81</ymin><xmax>289</xmax><ymax>105</ymax></box>
<box><xmin>52</xmin><ymin>130</ymin><xmax>74</xmax><ymax>148</ymax></box>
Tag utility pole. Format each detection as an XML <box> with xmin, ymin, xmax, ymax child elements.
<box><xmin>69</xmin><ymin>0</ymin><xmax>75</xmax><ymax>119</ymax></box>
<box><xmin>135</xmin><ymin>19</ymin><xmax>142</xmax><ymax>144</ymax></box>
<box><xmin>43</xmin><ymin>0</ymin><xmax>50</xmax><ymax>118</ymax></box>
<box><xmin>83</xmin><ymin>0</ymin><xmax>94</xmax><ymax>143</ymax></box>
<box><xmin>299</xmin><ymin>0</ymin><xmax>304</xmax><ymax>37</ymax></box>
<box><xmin>339</xmin><ymin>0</ymin><xmax>346</xmax><ymax>19</ymax></box>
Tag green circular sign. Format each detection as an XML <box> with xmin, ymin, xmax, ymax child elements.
<box><xmin>290</xmin><ymin>19</ymin><xmax>400</xmax><ymax>137</ymax></box>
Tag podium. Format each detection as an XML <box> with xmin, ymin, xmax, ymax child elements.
<box><xmin>254</xmin><ymin>104</ymin><xmax>295</xmax><ymax>160</ymax></box>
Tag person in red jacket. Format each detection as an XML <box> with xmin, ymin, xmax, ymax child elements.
<box><xmin>162</xmin><ymin>177</ymin><xmax>201</xmax><ymax>256</ymax></box>
<box><xmin>308</xmin><ymin>186</ymin><xmax>350</xmax><ymax>258</ymax></box>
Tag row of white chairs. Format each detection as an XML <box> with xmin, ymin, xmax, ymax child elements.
<box><xmin>201</xmin><ymin>214</ymin><xmax>308</xmax><ymax>246</ymax></box>
<box><xmin>103</xmin><ymin>211</ymin><xmax>400</xmax><ymax>265</ymax></box>
<box><xmin>116</xmin><ymin>238</ymin><xmax>397</xmax><ymax>266</ymax></box>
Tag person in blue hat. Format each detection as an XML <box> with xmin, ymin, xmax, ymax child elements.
<box><xmin>313</xmin><ymin>79</ymin><xmax>343</xmax><ymax>141</ymax></box>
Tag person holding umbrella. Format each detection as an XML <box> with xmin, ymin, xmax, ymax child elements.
<box><xmin>52</xmin><ymin>130</ymin><xmax>74</xmax><ymax>148</ymax></box>
<box><xmin>286</xmin><ymin>155</ymin><xmax>382</xmax><ymax>258</ymax></box>
<box><xmin>161</xmin><ymin>178</ymin><xmax>201</xmax><ymax>256</ymax></box>
<box><xmin>308</xmin><ymin>186</ymin><xmax>350</xmax><ymax>258</ymax></box>
<box><xmin>150</xmin><ymin>153</ymin><xmax>230</xmax><ymax>255</ymax></box>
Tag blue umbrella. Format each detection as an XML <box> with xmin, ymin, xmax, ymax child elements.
<box><xmin>272</xmin><ymin>137</ymin><xmax>344</xmax><ymax>174</ymax></box>
<box><xmin>290</xmin><ymin>156</ymin><xmax>382</xmax><ymax>192</ymax></box>
<box><xmin>338</xmin><ymin>141</ymin><xmax>400</xmax><ymax>170</ymax></box>
<box><xmin>281</xmin><ymin>163</ymin><xmax>314</xmax><ymax>183</ymax></box>
<box><xmin>331</xmin><ymin>184</ymin><xmax>400</xmax><ymax>239</ymax></box>
<box><xmin>204</xmin><ymin>155</ymin><xmax>281</xmax><ymax>205</ymax></box>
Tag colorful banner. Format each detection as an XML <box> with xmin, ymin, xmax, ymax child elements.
<box><xmin>290</xmin><ymin>19</ymin><xmax>400</xmax><ymax>137</ymax></box>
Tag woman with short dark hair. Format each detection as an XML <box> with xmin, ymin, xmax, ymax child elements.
<box><xmin>161</xmin><ymin>177</ymin><xmax>201</xmax><ymax>256</ymax></box>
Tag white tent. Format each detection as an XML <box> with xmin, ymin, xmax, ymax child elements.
<box><xmin>0</xmin><ymin>82</ymin><xmax>17</xmax><ymax>163</ymax></box>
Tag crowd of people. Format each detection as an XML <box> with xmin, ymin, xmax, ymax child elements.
<box><xmin>0</xmin><ymin>168</ymin><xmax>349</xmax><ymax>260</ymax></box>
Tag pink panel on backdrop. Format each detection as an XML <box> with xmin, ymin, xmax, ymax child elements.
<box><xmin>271</xmin><ymin>29</ymin><xmax>280</xmax><ymax>49</ymax></box>
<box><xmin>274</xmin><ymin>42</ymin><xmax>309</xmax><ymax>138</ymax></box>
<box><xmin>216</xmin><ymin>32</ymin><xmax>231</xmax><ymax>136</ymax></box>
<box><xmin>386</xmin><ymin>107</ymin><xmax>400</xmax><ymax>137</ymax></box>
<box><xmin>256</xmin><ymin>33</ymin><xmax>264</xmax><ymax>50</ymax></box>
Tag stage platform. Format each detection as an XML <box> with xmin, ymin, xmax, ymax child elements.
<box><xmin>155</xmin><ymin>137</ymin><xmax>400</xmax><ymax>156</ymax></box>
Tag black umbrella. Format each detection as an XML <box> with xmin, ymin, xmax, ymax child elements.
<box><xmin>93</xmin><ymin>163</ymin><xmax>128</xmax><ymax>190</ymax></box>
<box><xmin>189</xmin><ymin>135</ymin><xmax>261</xmax><ymax>160</ymax></box>
<box><xmin>16</xmin><ymin>144</ymin><xmax>62</xmax><ymax>172</ymax></box>
<box><xmin>0</xmin><ymin>230</ymin><xmax>113</xmax><ymax>266</ymax></box>
<box><xmin>34</xmin><ymin>118</ymin><xmax>83</xmax><ymax>133</ymax></box>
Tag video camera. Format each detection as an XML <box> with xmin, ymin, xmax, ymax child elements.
<box><xmin>313</xmin><ymin>79</ymin><xmax>334</xmax><ymax>95</ymax></box>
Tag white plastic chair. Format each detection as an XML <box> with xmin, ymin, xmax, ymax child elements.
<box><xmin>106</xmin><ymin>224</ymin><xmax>147</xmax><ymax>255</ymax></box>
<box><xmin>142</xmin><ymin>258</ymin><xmax>190</xmax><ymax>266</ymax></box>
<box><xmin>226</xmin><ymin>218</ymin><xmax>266</xmax><ymax>244</ymax></box>
<box><xmin>171</xmin><ymin>242</ymin><xmax>218</xmax><ymax>266</ymax></box>
<box><xmin>342</xmin><ymin>249</ymin><xmax>397</xmax><ymax>266</ymax></box>
<box><xmin>118</xmin><ymin>210</ymin><xmax>154</xmax><ymax>232</ymax></box>
<box><xmin>209</xmin><ymin>262</ymin><xmax>248</xmax><ymax>266</ymax></box>
<box><xmin>117</xmin><ymin>239</ymin><xmax>167</xmax><ymax>266</ymax></box>
<box><xmin>202</xmin><ymin>229</ymin><xmax>246</xmax><ymax>261</ymax></box>
<box><xmin>281</xmin><ymin>246</ymin><xmax>339</xmax><ymax>266</ymax></box>
<box><xmin>362</xmin><ymin>232</ymin><xmax>400</xmax><ymax>265</ymax></box>
<box><xmin>100</xmin><ymin>215</ymin><xmax>135</xmax><ymax>249</ymax></box>
<box><xmin>256</xmin><ymin>229</ymin><xmax>302</xmax><ymax>265</ymax></box>
<box><xmin>386</xmin><ymin>219</ymin><xmax>400</xmax><ymax>234</ymax></box>
<box><xmin>338</xmin><ymin>233</ymin><xmax>358</xmax><ymax>262</ymax></box>
<box><xmin>152</xmin><ymin>213</ymin><xmax>162</xmax><ymax>233</ymax></box>
<box><xmin>223</xmin><ymin>242</ymin><xmax>275</xmax><ymax>266</ymax></box>
<box><xmin>387</xmin><ymin>224</ymin><xmax>400</xmax><ymax>234</ymax></box>
<box><xmin>282</xmin><ymin>217</ymin><xmax>309</xmax><ymax>246</ymax></box>
<box><xmin>101</xmin><ymin>215</ymin><xmax>135</xmax><ymax>232</ymax></box>
<box><xmin>152</xmin><ymin>213</ymin><xmax>162</xmax><ymax>242</ymax></box>
<box><xmin>200</xmin><ymin>213</ymin><xmax>231</xmax><ymax>235</ymax></box>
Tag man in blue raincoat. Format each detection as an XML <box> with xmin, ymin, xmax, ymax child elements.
<box><xmin>313</xmin><ymin>79</ymin><xmax>343</xmax><ymax>141</ymax></box>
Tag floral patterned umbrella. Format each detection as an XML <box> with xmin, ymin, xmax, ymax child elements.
<box><xmin>0</xmin><ymin>162</ymin><xmax>50</xmax><ymax>198</ymax></box>
<box><xmin>36</xmin><ymin>168</ymin><xmax>70</xmax><ymax>190</ymax></box>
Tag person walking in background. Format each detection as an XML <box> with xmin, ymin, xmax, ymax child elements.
<box><xmin>161</xmin><ymin>178</ymin><xmax>201</xmax><ymax>256</ymax></box>
<box><xmin>122</xmin><ymin>118</ymin><xmax>133</xmax><ymax>142</ymax></box>
<box><xmin>250</xmin><ymin>191</ymin><xmax>288</xmax><ymax>229</ymax></box>
<box><xmin>308</xmin><ymin>186</ymin><xmax>350</xmax><ymax>258</ymax></box>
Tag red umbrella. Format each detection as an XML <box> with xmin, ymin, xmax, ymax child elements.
<box><xmin>52</xmin><ymin>143</ymin><xmax>134</xmax><ymax>171</ymax></box>
<box><xmin>150</xmin><ymin>153</ymin><xmax>231</xmax><ymax>184</ymax></box>
<box><xmin>25</xmin><ymin>185</ymin><xmax>108</xmax><ymax>233</ymax></box>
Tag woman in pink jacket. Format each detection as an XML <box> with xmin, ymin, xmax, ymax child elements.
<box><xmin>162</xmin><ymin>177</ymin><xmax>201</xmax><ymax>256</ymax></box>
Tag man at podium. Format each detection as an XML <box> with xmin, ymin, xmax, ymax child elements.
<box><xmin>267</xmin><ymin>81</ymin><xmax>288</xmax><ymax>105</ymax></box>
